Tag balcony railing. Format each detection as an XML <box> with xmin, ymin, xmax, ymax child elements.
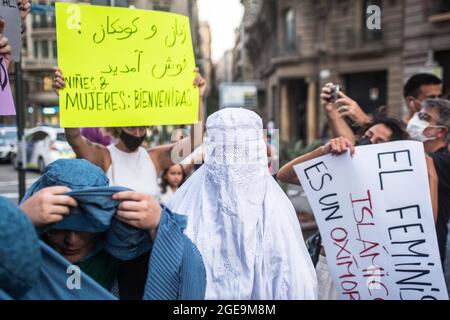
<box><xmin>31</xmin><ymin>14</ymin><xmax>56</xmax><ymax>30</ymax></box>
<box><xmin>22</xmin><ymin>58</ymin><xmax>58</xmax><ymax>71</ymax></box>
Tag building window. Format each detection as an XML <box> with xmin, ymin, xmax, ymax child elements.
<box><xmin>33</xmin><ymin>40</ymin><xmax>39</xmax><ymax>58</ymax></box>
<box><xmin>114</xmin><ymin>0</ymin><xmax>129</xmax><ymax>7</ymax></box>
<box><xmin>52</xmin><ymin>40</ymin><xmax>57</xmax><ymax>58</ymax></box>
<box><xmin>32</xmin><ymin>14</ymin><xmax>40</xmax><ymax>29</ymax></box>
<box><xmin>153</xmin><ymin>4</ymin><xmax>171</xmax><ymax>12</ymax></box>
<box><xmin>41</xmin><ymin>40</ymin><xmax>49</xmax><ymax>58</ymax></box>
<box><xmin>91</xmin><ymin>0</ymin><xmax>109</xmax><ymax>6</ymax></box>
<box><xmin>40</xmin><ymin>14</ymin><xmax>48</xmax><ymax>28</ymax></box>
<box><xmin>284</xmin><ymin>8</ymin><xmax>296</xmax><ymax>52</ymax></box>
<box><xmin>50</xmin><ymin>14</ymin><xmax>56</xmax><ymax>28</ymax></box>
<box><xmin>91</xmin><ymin>0</ymin><xmax>129</xmax><ymax>7</ymax></box>
<box><xmin>362</xmin><ymin>0</ymin><xmax>382</xmax><ymax>43</ymax></box>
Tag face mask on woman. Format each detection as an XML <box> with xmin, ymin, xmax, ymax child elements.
<box><xmin>120</xmin><ymin>130</ymin><xmax>146</xmax><ymax>151</ymax></box>
<box><xmin>355</xmin><ymin>137</ymin><xmax>372</xmax><ymax>146</ymax></box>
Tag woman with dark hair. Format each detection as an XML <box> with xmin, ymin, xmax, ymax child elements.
<box><xmin>355</xmin><ymin>115</ymin><xmax>410</xmax><ymax>145</ymax></box>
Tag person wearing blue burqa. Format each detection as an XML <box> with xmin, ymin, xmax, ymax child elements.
<box><xmin>0</xmin><ymin>158</ymin><xmax>206</xmax><ymax>300</ymax></box>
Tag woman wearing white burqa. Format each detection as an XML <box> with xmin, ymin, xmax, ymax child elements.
<box><xmin>168</xmin><ymin>108</ymin><xmax>317</xmax><ymax>299</ymax></box>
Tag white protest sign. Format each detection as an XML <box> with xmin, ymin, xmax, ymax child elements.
<box><xmin>294</xmin><ymin>141</ymin><xmax>448</xmax><ymax>300</ymax></box>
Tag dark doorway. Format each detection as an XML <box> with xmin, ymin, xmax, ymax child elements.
<box><xmin>287</xmin><ymin>79</ymin><xmax>308</xmax><ymax>142</ymax></box>
<box><xmin>435</xmin><ymin>50</ymin><xmax>450</xmax><ymax>97</ymax></box>
<box><xmin>343</xmin><ymin>70</ymin><xmax>387</xmax><ymax>114</ymax></box>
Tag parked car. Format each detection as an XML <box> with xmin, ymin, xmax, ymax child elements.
<box><xmin>0</xmin><ymin>127</ymin><xmax>17</xmax><ymax>163</ymax></box>
<box><xmin>13</xmin><ymin>126</ymin><xmax>75</xmax><ymax>173</ymax></box>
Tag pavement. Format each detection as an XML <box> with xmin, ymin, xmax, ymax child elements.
<box><xmin>0</xmin><ymin>162</ymin><xmax>40</xmax><ymax>204</ymax></box>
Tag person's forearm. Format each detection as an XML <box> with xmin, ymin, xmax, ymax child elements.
<box><xmin>429</xmin><ymin>176</ymin><xmax>438</xmax><ymax>224</ymax></box>
<box><xmin>277</xmin><ymin>147</ymin><xmax>326</xmax><ymax>185</ymax></box>
<box><xmin>64</xmin><ymin>128</ymin><xmax>84</xmax><ymax>153</ymax></box>
<box><xmin>190</xmin><ymin>96</ymin><xmax>205</xmax><ymax>151</ymax></box>
<box><xmin>326</xmin><ymin>110</ymin><xmax>356</xmax><ymax>144</ymax></box>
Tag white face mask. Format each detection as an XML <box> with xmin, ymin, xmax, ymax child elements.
<box><xmin>406</xmin><ymin>113</ymin><xmax>444</xmax><ymax>142</ymax></box>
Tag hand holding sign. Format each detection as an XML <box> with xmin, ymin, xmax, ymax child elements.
<box><xmin>0</xmin><ymin>0</ymin><xmax>22</xmax><ymax>62</ymax></box>
<box><xmin>52</xmin><ymin>66</ymin><xmax>65</xmax><ymax>96</ymax></box>
<box><xmin>293</xmin><ymin>141</ymin><xmax>448</xmax><ymax>300</ymax></box>
<box><xmin>193</xmin><ymin>67</ymin><xmax>207</xmax><ymax>99</ymax></box>
<box><xmin>321</xmin><ymin>137</ymin><xmax>355</xmax><ymax>157</ymax></box>
<box><xmin>0</xmin><ymin>18</ymin><xmax>15</xmax><ymax>116</ymax></box>
<box><xmin>0</xmin><ymin>19</ymin><xmax>12</xmax><ymax>65</ymax></box>
<box><xmin>56</xmin><ymin>4</ymin><xmax>200</xmax><ymax>127</ymax></box>
<box><xmin>17</xmin><ymin>0</ymin><xmax>30</xmax><ymax>23</ymax></box>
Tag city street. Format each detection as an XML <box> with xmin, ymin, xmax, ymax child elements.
<box><xmin>0</xmin><ymin>162</ymin><xmax>40</xmax><ymax>204</ymax></box>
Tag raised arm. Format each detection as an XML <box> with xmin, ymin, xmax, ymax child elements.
<box><xmin>277</xmin><ymin>137</ymin><xmax>355</xmax><ymax>185</ymax></box>
<box><xmin>320</xmin><ymin>83</ymin><xmax>371</xmax><ymax>144</ymax></box>
<box><xmin>150</xmin><ymin>69</ymin><xmax>207</xmax><ymax>175</ymax></box>
<box><xmin>52</xmin><ymin>67</ymin><xmax>110</xmax><ymax>170</ymax></box>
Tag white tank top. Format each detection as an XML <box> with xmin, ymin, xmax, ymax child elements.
<box><xmin>106</xmin><ymin>145</ymin><xmax>161</xmax><ymax>200</ymax></box>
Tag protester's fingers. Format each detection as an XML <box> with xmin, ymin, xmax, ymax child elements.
<box><xmin>112</xmin><ymin>191</ymin><xmax>146</xmax><ymax>201</ymax></box>
<box><xmin>48</xmin><ymin>205</ymin><xmax>71</xmax><ymax>216</ymax></box>
<box><xmin>339</xmin><ymin>138</ymin><xmax>349</xmax><ymax>153</ymax></box>
<box><xmin>349</xmin><ymin>141</ymin><xmax>355</xmax><ymax>157</ymax></box>
<box><xmin>44</xmin><ymin>186</ymin><xmax>72</xmax><ymax>194</ymax></box>
<box><xmin>54</xmin><ymin>77</ymin><xmax>65</xmax><ymax>85</ymax></box>
<box><xmin>337</xmin><ymin>90</ymin><xmax>349</xmax><ymax>99</ymax></box>
<box><xmin>335</xmin><ymin>139</ymin><xmax>344</xmax><ymax>154</ymax></box>
<box><xmin>51</xmin><ymin>195</ymin><xmax>78</xmax><ymax>208</ymax></box>
<box><xmin>329</xmin><ymin>139</ymin><xmax>339</xmax><ymax>154</ymax></box>
<box><xmin>320</xmin><ymin>93</ymin><xmax>331</xmax><ymax>100</ymax></box>
<box><xmin>118</xmin><ymin>200</ymin><xmax>144</xmax><ymax>212</ymax></box>
<box><xmin>321</xmin><ymin>87</ymin><xmax>332</xmax><ymax>94</ymax></box>
<box><xmin>338</xmin><ymin>137</ymin><xmax>355</xmax><ymax>156</ymax></box>
<box><xmin>324</xmin><ymin>82</ymin><xmax>334</xmax><ymax>88</ymax></box>
<box><xmin>0</xmin><ymin>44</ymin><xmax>11</xmax><ymax>56</ymax></box>
<box><xmin>337</xmin><ymin>139</ymin><xmax>347</xmax><ymax>154</ymax></box>
<box><xmin>335</xmin><ymin>98</ymin><xmax>350</xmax><ymax>107</ymax></box>
<box><xmin>53</xmin><ymin>68</ymin><xmax>64</xmax><ymax>80</ymax></box>
<box><xmin>54</xmin><ymin>72</ymin><xmax>63</xmax><ymax>80</ymax></box>
<box><xmin>193</xmin><ymin>74</ymin><xmax>206</xmax><ymax>88</ymax></box>
<box><xmin>53</xmin><ymin>78</ymin><xmax>65</xmax><ymax>89</ymax></box>
<box><xmin>336</xmin><ymin>105</ymin><xmax>350</xmax><ymax>114</ymax></box>
<box><xmin>338</xmin><ymin>111</ymin><xmax>352</xmax><ymax>121</ymax></box>
<box><xmin>0</xmin><ymin>36</ymin><xmax>8</xmax><ymax>48</ymax></box>
<box><xmin>116</xmin><ymin>210</ymin><xmax>141</xmax><ymax>221</ymax></box>
<box><xmin>52</xmin><ymin>66</ymin><xmax>62</xmax><ymax>73</ymax></box>
<box><xmin>45</xmin><ymin>214</ymin><xmax>65</xmax><ymax>225</ymax></box>
<box><xmin>54</xmin><ymin>73</ymin><xmax>64</xmax><ymax>82</ymax></box>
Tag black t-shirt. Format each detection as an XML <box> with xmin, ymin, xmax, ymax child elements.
<box><xmin>430</xmin><ymin>146</ymin><xmax>450</xmax><ymax>265</ymax></box>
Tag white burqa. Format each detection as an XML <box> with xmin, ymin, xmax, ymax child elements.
<box><xmin>168</xmin><ymin>108</ymin><xmax>317</xmax><ymax>299</ymax></box>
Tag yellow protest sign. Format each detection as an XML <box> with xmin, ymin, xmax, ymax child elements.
<box><xmin>55</xmin><ymin>3</ymin><xmax>199</xmax><ymax>128</ymax></box>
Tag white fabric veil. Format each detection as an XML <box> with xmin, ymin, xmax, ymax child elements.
<box><xmin>168</xmin><ymin>108</ymin><xmax>317</xmax><ymax>299</ymax></box>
